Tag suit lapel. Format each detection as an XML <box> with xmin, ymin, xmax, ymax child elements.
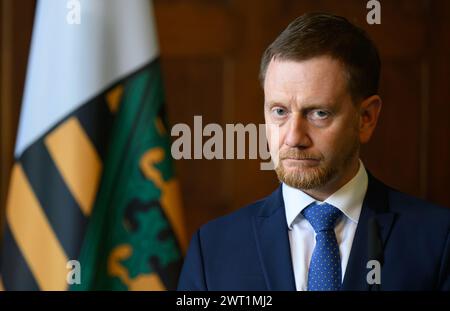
<box><xmin>252</xmin><ymin>185</ymin><xmax>296</xmax><ymax>290</ymax></box>
<box><xmin>341</xmin><ymin>172</ymin><xmax>396</xmax><ymax>290</ymax></box>
<box><xmin>252</xmin><ymin>173</ymin><xmax>396</xmax><ymax>291</ymax></box>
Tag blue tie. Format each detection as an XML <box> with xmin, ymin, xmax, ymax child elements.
<box><xmin>302</xmin><ymin>202</ymin><xmax>343</xmax><ymax>291</ymax></box>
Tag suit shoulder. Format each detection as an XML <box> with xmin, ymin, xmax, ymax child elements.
<box><xmin>387</xmin><ymin>186</ymin><xmax>450</xmax><ymax>225</ymax></box>
<box><xmin>199</xmin><ymin>197</ymin><xmax>266</xmax><ymax>234</ymax></box>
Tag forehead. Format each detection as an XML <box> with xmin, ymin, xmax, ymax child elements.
<box><xmin>264</xmin><ymin>56</ymin><xmax>349</xmax><ymax>104</ymax></box>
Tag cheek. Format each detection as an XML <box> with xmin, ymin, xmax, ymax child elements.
<box><xmin>313</xmin><ymin>132</ymin><xmax>336</xmax><ymax>155</ymax></box>
<box><xmin>265</xmin><ymin>123</ymin><xmax>284</xmax><ymax>146</ymax></box>
<box><xmin>311</xmin><ymin>127</ymin><xmax>352</xmax><ymax>156</ymax></box>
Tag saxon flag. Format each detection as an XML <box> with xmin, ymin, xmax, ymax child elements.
<box><xmin>0</xmin><ymin>0</ymin><xmax>186</xmax><ymax>290</ymax></box>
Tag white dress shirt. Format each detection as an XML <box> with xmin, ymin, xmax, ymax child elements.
<box><xmin>283</xmin><ymin>159</ymin><xmax>368</xmax><ymax>291</ymax></box>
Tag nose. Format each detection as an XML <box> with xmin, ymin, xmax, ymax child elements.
<box><xmin>284</xmin><ymin>113</ymin><xmax>312</xmax><ymax>148</ymax></box>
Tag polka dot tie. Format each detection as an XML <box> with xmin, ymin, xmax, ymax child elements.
<box><xmin>302</xmin><ymin>202</ymin><xmax>343</xmax><ymax>291</ymax></box>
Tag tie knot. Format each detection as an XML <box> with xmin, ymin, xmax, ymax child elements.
<box><xmin>301</xmin><ymin>202</ymin><xmax>342</xmax><ymax>233</ymax></box>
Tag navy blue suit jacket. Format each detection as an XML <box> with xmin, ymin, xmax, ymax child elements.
<box><xmin>178</xmin><ymin>174</ymin><xmax>450</xmax><ymax>290</ymax></box>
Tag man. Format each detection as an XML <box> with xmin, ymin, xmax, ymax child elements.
<box><xmin>177</xmin><ymin>13</ymin><xmax>450</xmax><ymax>291</ymax></box>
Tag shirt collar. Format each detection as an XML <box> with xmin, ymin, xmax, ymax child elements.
<box><xmin>283</xmin><ymin>159</ymin><xmax>368</xmax><ymax>229</ymax></box>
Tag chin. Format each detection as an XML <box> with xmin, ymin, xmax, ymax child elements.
<box><xmin>277</xmin><ymin>161</ymin><xmax>337</xmax><ymax>190</ymax></box>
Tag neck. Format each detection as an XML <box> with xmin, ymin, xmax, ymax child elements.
<box><xmin>302</xmin><ymin>157</ymin><xmax>360</xmax><ymax>202</ymax></box>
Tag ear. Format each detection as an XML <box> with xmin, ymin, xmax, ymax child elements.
<box><xmin>358</xmin><ymin>95</ymin><xmax>382</xmax><ymax>144</ymax></box>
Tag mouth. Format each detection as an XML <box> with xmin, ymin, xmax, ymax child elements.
<box><xmin>281</xmin><ymin>158</ymin><xmax>320</xmax><ymax>166</ymax></box>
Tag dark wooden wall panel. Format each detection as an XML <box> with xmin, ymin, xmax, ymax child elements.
<box><xmin>428</xmin><ymin>0</ymin><xmax>450</xmax><ymax>206</ymax></box>
<box><xmin>154</xmin><ymin>1</ymin><xmax>235</xmax><ymax>57</ymax></box>
<box><xmin>362</xmin><ymin>61</ymin><xmax>423</xmax><ymax>196</ymax></box>
<box><xmin>161</xmin><ymin>58</ymin><xmax>228</xmax><ymax>236</ymax></box>
<box><xmin>226</xmin><ymin>0</ymin><xmax>286</xmax><ymax>210</ymax></box>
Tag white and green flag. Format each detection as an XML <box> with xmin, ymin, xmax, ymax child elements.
<box><xmin>1</xmin><ymin>0</ymin><xmax>186</xmax><ymax>290</ymax></box>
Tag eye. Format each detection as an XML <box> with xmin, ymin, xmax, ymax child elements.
<box><xmin>308</xmin><ymin>109</ymin><xmax>330</xmax><ymax>121</ymax></box>
<box><xmin>271</xmin><ymin>107</ymin><xmax>288</xmax><ymax>117</ymax></box>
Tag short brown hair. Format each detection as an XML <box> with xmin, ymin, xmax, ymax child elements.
<box><xmin>260</xmin><ymin>13</ymin><xmax>381</xmax><ymax>103</ymax></box>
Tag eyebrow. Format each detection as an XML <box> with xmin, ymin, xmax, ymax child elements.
<box><xmin>264</xmin><ymin>100</ymin><xmax>336</xmax><ymax>110</ymax></box>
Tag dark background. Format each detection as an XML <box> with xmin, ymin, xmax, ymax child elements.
<box><xmin>1</xmin><ymin>0</ymin><xmax>449</xmax><ymax>240</ymax></box>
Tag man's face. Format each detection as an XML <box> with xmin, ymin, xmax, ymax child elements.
<box><xmin>264</xmin><ymin>56</ymin><xmax>361</xmax><ymax>191</ymax></box>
